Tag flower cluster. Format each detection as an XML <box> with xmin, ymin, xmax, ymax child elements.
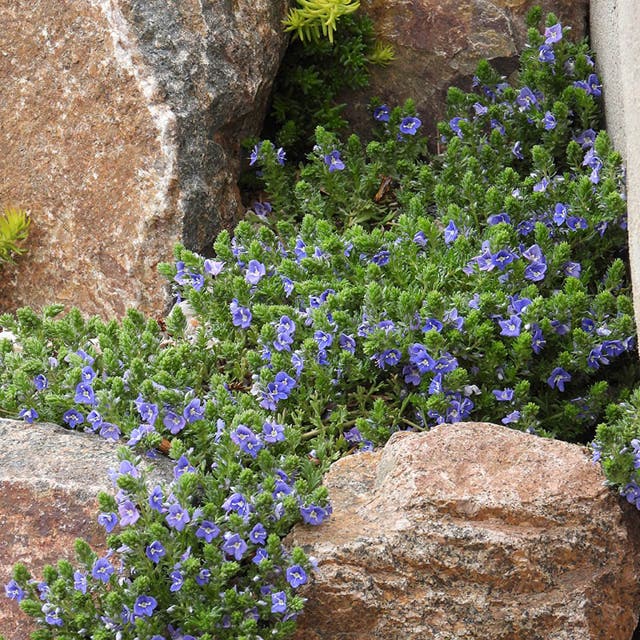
<box><xmin>2</xmin><ymin>11</ymin><xmax>639</xmax><ymax>640</ymax></box>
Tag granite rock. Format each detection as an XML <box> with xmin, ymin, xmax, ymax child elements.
<box><xmin>0</xmin><ymin>0</ymin><xmax>288</xmax><ymax>318</ymax></box>
<box><xmin>340</xmin><ymin>0</ymin><xmax>589</xmax><ymax>141</ymax></box>
<box><xmin>291</xmin><ymin>422</ymin><xmax>640</xmax><ymax>640</ymax></box>
<box><xmin>0</xmin><ymin>418</ymin><xmax>172</xmax><ymax>640</ymax></box>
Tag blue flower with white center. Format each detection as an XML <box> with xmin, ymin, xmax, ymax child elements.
<box><xmin>542</xmin><ymin>111</ymin><xmax>557</xmax><ymax>130</ymax></box>
<box><xmin>493</xmin><ymin>388</ymin><xmax>514</xmax><ymax>401</ymax></box>
<box><xmin>501</xmin><ymin>410</ymin><xmax>521</xmax><ymax>425</ymax></box>
<box><xmin>516</xmin><ymin>86</ymin><xmax>539</xmax><ymax>111</ymax></box>
<box><xmin>245</xmin><ymin>259</ymin><xmax>266</xmax><ymax>285</ymax></box>
<box><xmin>74</xmin><ymin>382</ymin><xmax>96</xmax><ymax>406</ymax></box>
<box><xmin>444</xmin><ymin>220</ymin><xmax>459</xmax><ymax>244</ymax></box>
<box><xmin>547</xmin><ymin>367</ymin><xmax>572</xmax><ymax>391</ymax></box>
<box><xmin>222</xmin><ymin>492</ymin><xmax>251</xmax><ymax>517</ymax></box>
<box><xmin>263</xmin><ymin>419</ymin><xmax>285</xmax><ymax>443</ymax></box>
<box><xmin>91</xmin><ymin>557</ymin><xmax>114</xmax><ymax>583</ymax></box>
<box><xmin>230</xmin><ymin>299</ymin><xmax>252</xmax><ymax>329</ymax></box>
<box><xmin>62</xmin><ymin>409</ymin><xmax>84</xmax><ymax>428</ymax></box>
<box><xmin>286</xmin><ymin>564</ymin><xmax>308</xmax><ymax>588</ymax></box>
<box><xmin>222</xmin><ymin>533</ymin><xmax>248</xmax><ymax>561</ymax></box>
<box><xmin>373</xmin><ymin>104</ymin><xmax>390</xmax><ymax>122</ymax></box>
<box><xmin>499</xmin><ymin>315</ymin><xmax>522</xmax><ymax>337</ymax></box>
<box><xmin>300</xmin><ymin>504</ymin><xmax>329</xmax><ymax>525</ymax></box>
<box><xmin>249</xmin><ymin>523</ymin><xmax>268</xmax><ymax>545</ymax></box>
<box><xmin>324</xmin><ymin>150</ymin><xmax>345</xmax><ymax>172</ymax></box>
<box><xmin>5</xmin><ymin>579</ymin><xmax>25</xmax><ymax>602</ymax></box>
<box><xmin>524</xmin><ymin>261</ymin><xmax>547</xmax><ymax>282</ymax></box>
<box><xmin>98</xmin><ymin>512</ymin><xmax>118</xmax><ymax>532</ymax></box>
<box><xmin>399</xmin><ymin>116</ymin><xmax>421</xmax><ymax>135</ymax></box>
<box><xmin>473</xmin><ymin>102</ymin><xmax>488</xmax><ymax>116</ymax></box>
<box><xmin>544</xmin><ymin>23</ymin><xmax>563</xmax><ymax>44</ymax></box>
<box><xmin>196</xmin><ymin>520</ymin><xmax>220</xmax><ymax>543</ymax></box>
<box><xmin>538</xmin><ymin>44</ymin><xmax>555</xmax><ymax>63</ymax></box>
<box><xmin>163</xmin><ymin>410</ymin><xmax>186</xmax><ymax>435</ymax></box>
<box><xmin>146</xmin><ymin>541</ymin><xmax>166</xmax><ymax>564</ymax></box>
<box><xmin>169</xmin><ymin>569</ymin><xmax>184</xmax><ymax>592</ymax></box>
<box><xmin>33</xmin><ymin>374</ymin><xmax>48</xmax><ymax>391</ymax></box>
<box><xmin>73</xmin><ymin>571</ymin><xmax>87</xmax><ymax>594</ymax></box>
<box><xmin>449</xmin><ymin>116</ymin><xmax>466</xmax><ymax>138</ymax></box>
<box><xmin>408</xmin><ymin>343</ymin><xmax>435</xmax><ymax>374</ymax></box>
<box><xmin>230</xmin><ymin>425</ymin><xmax>263</xmax><ymax>458</ymax></box>
<box><xmin>166</xmin><ymin>503</ymin><xmax>190</xmax><ymax>531</ymax></box>
<box><xmin>271</xmin><ymin>591</ymin><xmax>287</xmax><ymax>614</ymax></box>
<box><xmin>204</xmin><ymin>258</ymin><xmax>225</xmax><ymax>275</ymax></box>
<box><xmin>183</xmin><ymin>397</ymin><xmax>205</xmax><ymax>423</ymax></box>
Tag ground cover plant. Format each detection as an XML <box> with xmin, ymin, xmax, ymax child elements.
<box><xmin>2</xmin><ymin>8</ymin><xmax>640</xmax><ymax>639</ymax></box>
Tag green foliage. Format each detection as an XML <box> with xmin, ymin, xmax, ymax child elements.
<box><xmin>259</xmin><ymin>12</ymin><xmax>392</xmax><ymax>162</ymax></box>
<box><xmin>2</xmin><ymin>12</ymin><xmax>640</xmax><ymax>640</ymax></box>
<box><xmin>283</xmin><ymin>0</ymin><xmax>360</xmax><ymax>43</ymax></box>
<box><xmin>0</xmin><ymin>207</ymin><xmax>29</xmax><ymax>264</ymax></box>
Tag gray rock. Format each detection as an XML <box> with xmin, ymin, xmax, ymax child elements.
<box><xmin>0</xmin><ymin>418</ymin><xmax>172</xmax><ymax>640</ymax></box>
<box><xmin>291</xmin><ymin>423</ymin><xmax>640</xmax><ymax>640</ymax></box>
<box><xmin>0</xmin><ymin>0</ymin><xmax>289</xmax><ymax>318</ymax></box>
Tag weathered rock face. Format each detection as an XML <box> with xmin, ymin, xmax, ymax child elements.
<box><xmin>340</xmin><ymin>0</ymin><xmax>589</xmax><ymax>141</ymax></box>
<box><xmin>0</xmin><ymin>0</ymin><xmax>288</xmax><ymax>318</ymax></box>
<box><xmin>0</xmin><ymin>419</ymin><xmax>172</xmax><ymax>640</ymax></box>
<box><xmin>291</xmin><ymin>423</ymin><xmax>640</xmax><ymax>640</ymax></box>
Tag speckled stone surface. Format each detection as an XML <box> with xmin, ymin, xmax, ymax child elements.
<box><xmin>0</xmin><ymin>418</ymin><xmax>172</xmax><ymax>639</ymax></box>
<box><xmin>0</xmin><ymin>0</ymin><xmax>288</xmax><ymax>318</ymax></box>
<box><xmin>291</xmin><ymin>422</ymin><xmax>640</xmax><ymax>640</ymax></box>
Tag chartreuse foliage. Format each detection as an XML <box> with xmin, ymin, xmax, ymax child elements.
<box><xmin>1</xmin><ymin>10</ymin><xmax>639</xmax><ymax>639</ymax></box>
<box><xmin>0</xmin><ymin>207</ymin><xmax>29</xmax><ymax>264</ymax></box>
<box><xmin>283</xmin><ymin>0</ymin><xmax>360</xmax><ymax>44</ymax></box>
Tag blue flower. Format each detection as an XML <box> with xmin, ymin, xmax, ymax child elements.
<box><xmin>286</xmin><ymin>564</ymin><xmax>308</xmax><ymax>588</ymax></box>
<box><xmin>222</xmin><ymin>533</ymin><xmax>248</xmax><ymax>561</ymax></box>
<box><xmin>196</xmin><ymin>520</ymin><xmax>220</xmax><ymax>543</ymax></box>
<box><xmin>493</xmin><ymin>388</ymin><xmax>514</xmax><ymax>402</ymax></box>
<box><xmin>249</xmin><ymin>523</ymin><xmax>268</xmax><ymax>545</ymax></box>
<box><xmin>524</xmin><ymin>261</ymin><xmax>547</xmax><ymax>282</ymax></box>
<box><xmin>223</xmin><ymin>492</ymin><xmax>251</xmax><ymax>518</ymax></box>
<box><xmin>263</xmin><ymin>419</ymin><xmax>285</xmax><ymax>443</ymax></box>
<box><xmin>491</xmin><ymin>249</ymin><xmax>516</xmax><ymax>271</ymax></box>
<box><xmin>43</xmin><ymin>605</ymin><xmax>64</xmax><ymax>627</ymax></box>
<box><xmin>544</xmin><ymin>23</ymin><xmax>563</xmax><ymax>44</ymax></box>
<box><xmin>5</xmin><ymin>579</ymin><xmax>25</xmax><ymax>602</ymax></box>
<box><xmin>449</xmin><ymin>117</ymin><xmax>466</xmax><ymax>138</ymax></box>
<box><xmin>501</xmin><ymin>410</ymin><xmax>521</xmax><ymax>425</ymax></box>
<box><xmin>300</xmin><ymin>504</ymin><xmax>329</xmax><ymax>525</ymax></box>
<box><xmin>563</xmin><ymin>262</ymin><xmax>581</xmax><ymax>278</ymax></box>
<box><xmin>531</xmin><ymin>325</ymin><xmax>546</xmax><ymax>354</ymax></box>
<box><xmin>373</xmin><ymin>104</ymin><xmax>390</xmax><ymax>122</ymax></box>
<box><xmin>324</xmin><ymin>150</ymin><xmax>345</xmax><ymax>172</ymax></box>
<box><xmin>73</xmin><ymin>571</ymin><xmax>87</xmax><ymax>594</ymax></box>
<box><xmin>133</xmin><ymin>595</ymin><xmax>157</xmax><ymax>618</ymax></box>
<box><xmin>515</xmin><ymin>86</ymin><xmax>539</xmax><ymax>111</ymax></box>
<box><xmin>408</xmin><ymin>343</ymin><xmax>435</xmax><ymax>374</ymax></box>
<box><xmin>230</xmin><ymin>424</ymin><xmax>263</xmax><ymax>458</ymax></box>
<box><xmin>169</xmin><ymin>569</ymin><xmax>184</xmax><ymax>592</ymax></box>
<box><xmin>74</xmin><ymin>382</ymin><xmax>97</xmax><ymax>406</ymax></box>
<box><xmin>444</xmin><ymin>220</ymin><xmax>459</xmax><ymax>244</ymax></box>
<box><xmin>166</xmin><ymin>503</ymin><xmax>190</xmax><ymax>531</ymax></box>
<box><xmin>230</xmin><ymin>299</ymin><xmax>252</xmax><ymax>329</ymax></box>
<box><xmin>91</xmin><ymin>557</ymin><xmax>114</xmax><ymax>583</ymax></box>
<box><xmin>372</xmin><ymin>349</ymin><xmax>402</xmax><ymax>369</ymax></box>
<box><xmin>118</xmin><ymin>500</ymin><xmax>140</xmax><ymax>527</ymax></box>
<box><xmin>33</xmin><ymin>374</ymin><xmax>48</xmax><ymax>391</ymax></box>
<box><xmin>249</xmin><ymin>143</ymin><xmax>261</xmax><ymax>166</ymax></box>
<box><xmin>183</xmin><ymin>397</ymin><xmax>205</xmax><ymax>423</ymax></box>
<box><xmin>399</xmin><ymin>116</ymin><xmax>421</xmax><ymax>135</ymax></box>
<box><xmin>204</xmin><ymin>259</ymin><xmax>225</xmax><ymax>275</ymax></box>
<box><xmin>146</xmin><ymin>541</ymin><xmax>166</xmax><ymax>564</ymax></box>
<box><xmin>98</xmin><ymin>512</ymin><xmax>118</xmax><ymax>532</ymax></box>
<box><xmin>245</xmin><ymin>259</ymin><xmax>266</xmax><ymax>285</ymax></box>
<box><xmin>547</xmin><ymin>367</ymin><xmax>571</xmax><ymax>391</ymax></box>
<box><xmin>271</xmin><ymin>590</ymin><xmax>287</xmax><ymax>614</ymax></box>
<box><xmin>542</xmin><ymin>111</ymin><xmax>556</xmax><ymax>130</ymax></box>
<box><xmin>173</xmin><ymin>454</ymin><xmax>195</xmax><ymax>479</ymax></box>
<box><xmin>472</xmin><ymin>102</ymin><xmax>488</xmax><ymax>116</ymax></box>
<box><xmin>487</xmin><ymin>212</ymin><xmax>511</xmax><ymax>226</ymax></box>
<box><xmin>163</xmin><ymin>410</ymin><xmax>186</xmax><ymax>435</ymax></box>
<box><xmin>63</xmin><ymin>408</ymin><xmax>84</xmax><ymax>428</ymax></box>
<box><xmin>499</xmin><ymin>315</ymin><xmax>522</xmax><ymax>337</ymax></box>
<box><xmin>19</xmin><ymin>407</ymin><xmax>38</xmax><ymax>423</ymax></box>
<box><xmin>276</xmin><ymin>147</ymin><xmax>286</xmax><ymax>166</ymax></box>
<box><xmin>538</xmin><ymin>44</ymin><xmax>555</xmax><ymax>63</ymax></box>
<box><xmin>512</xmin><ymin>141</ymin><xmax>524</xmax><ymax>159</ymax></box>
